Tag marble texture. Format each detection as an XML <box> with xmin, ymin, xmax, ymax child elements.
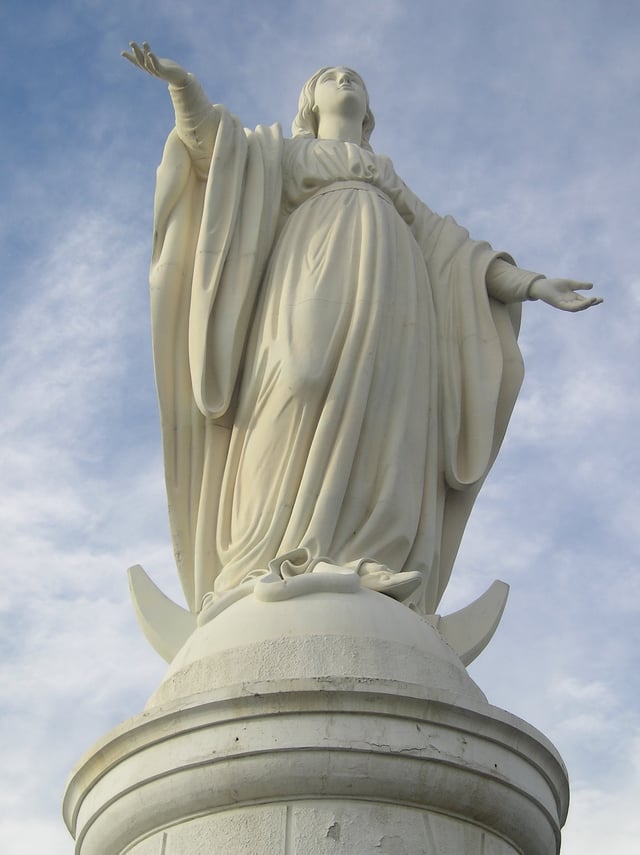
<box><xmin>117</xmin><ymin>47</ymin><xmax>600</xmax><ymax>640</ymax></box>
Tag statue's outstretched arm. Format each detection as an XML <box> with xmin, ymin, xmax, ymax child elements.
<box><xmin>486</xmin><ymin>258</ymin><xmax>602</xmax><ymax>312</ymax></box>
<box><xmin>528</xmin><ymin>278</ymin><xmax>603</xmax><ymax>312</ymax></box>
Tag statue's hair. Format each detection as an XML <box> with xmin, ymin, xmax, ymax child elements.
<box><xmin>291</xmin><ymin>67</ymin><xmax>375</xmax><ymax>151</ymax></box>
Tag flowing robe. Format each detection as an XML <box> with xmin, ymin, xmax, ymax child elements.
<box><xmin>151</xmin><ymin>96</ymin><xmax>530</xmax><ymax>617</ymax></box>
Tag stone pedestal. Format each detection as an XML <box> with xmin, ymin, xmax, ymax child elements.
<box><xmin>64</xmin><ymin>589</ymin><xmax>569</xmax><ymax>854</ymax></box>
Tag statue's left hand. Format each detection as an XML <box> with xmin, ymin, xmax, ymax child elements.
<box><xmin>529</xmin><ymin>278</ymin><xmax>603</xmax><ymax>312</ymax></box>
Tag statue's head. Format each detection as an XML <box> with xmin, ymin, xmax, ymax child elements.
<box><xmin>291</xmin><ymin>66</ymin><xmax>375</xmax><ymax>150</ymax></box>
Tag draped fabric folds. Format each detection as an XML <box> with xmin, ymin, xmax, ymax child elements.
<box><xmin>150</xmin><ymin>109</ymin><xmax>523</xmax><ymax>616</ymax></box>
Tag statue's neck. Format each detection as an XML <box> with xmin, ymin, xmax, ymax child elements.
<box><xmin>316</xmin><ymin>115</ymin><xmax>362</xmax><ymax>146</ymax></box>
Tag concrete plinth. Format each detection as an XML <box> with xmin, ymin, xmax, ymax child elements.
<box><xmin>64</xmin><ymin>589</ymin><xmax>569</xmax><ymax>854</ymax></box>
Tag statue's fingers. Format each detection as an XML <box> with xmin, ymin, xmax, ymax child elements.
<box><xmin>146</xmin><ymin>52</ymin><xmax>161</xmax><ymax>76</ymax></box>
<box><xmin>141</xmin><ymin>44</ymin><xmax>162</xmax><ymax>76</ymax></box>
<box><xmin>122</xmin><ymin>51</ymin><xmax>151</xmax><ymax>76</ymax></box>
<box><xmin>574</xmin><ymin>296</ymin><xmax>601</xmax><ymax>311</ymax></box>
<box><xmin>572</xmin><ymin>281</ymin><xmax>594</xmax><ymax>292</ymax></box>
<box><xmin>130</xmin><ymin>41</ymin><xmax>145</xmax><ymax>64</ymax></box>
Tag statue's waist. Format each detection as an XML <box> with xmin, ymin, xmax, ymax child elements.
<box><xmin>306</xmin><ymin>180</ymin><xmax>394</xmax><ymax>207</ymax></box>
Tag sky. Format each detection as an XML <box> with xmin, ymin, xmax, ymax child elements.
<box><xmin>0</xmin><ymin>0</ymin><xmax>638</xmax><ymax>852</ymax></box>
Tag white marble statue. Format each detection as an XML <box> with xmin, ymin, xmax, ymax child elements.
<box><xmin>122</xmin><ymin>44</ymin><xmax>601</xmax><ymax>654</ymax></box>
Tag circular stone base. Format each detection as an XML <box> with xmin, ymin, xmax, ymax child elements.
<box><xmin>64</xmin><ymin>591</ymin><xmax>569</xmax><ymax>855</ymax></box>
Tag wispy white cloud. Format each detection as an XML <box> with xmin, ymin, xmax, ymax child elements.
<box><xmin>563</xmin><ymin>785</ymin><xmax>640</xmax><ymax>855</ymax></box>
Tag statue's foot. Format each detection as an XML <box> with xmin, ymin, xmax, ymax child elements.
<box><xmin>197</xmin><ymin>555</ymin><xmax>423</xmax><ymax>626</ymax></box>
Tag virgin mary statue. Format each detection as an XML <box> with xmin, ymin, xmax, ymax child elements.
<box><xmin>123</xmin><ymin>45</ymin><xmax>600</xmax><ymax>623</ymax></box>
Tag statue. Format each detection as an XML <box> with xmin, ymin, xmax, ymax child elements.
<box><xmin>122</xmin><ymin>43</ymin><xmax>601</xmax><ymax>660</ymax></box>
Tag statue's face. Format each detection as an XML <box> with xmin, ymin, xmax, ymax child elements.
<box><xmin>313</xmin><ymin>67</ymin><xmax>368</xmax><ymax>124</ymax></box>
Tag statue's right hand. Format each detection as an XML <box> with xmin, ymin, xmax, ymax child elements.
<box><xmin>121</xmin><ymin>42</ymin><xmax>190</xmax><ymax>87</ymax></box>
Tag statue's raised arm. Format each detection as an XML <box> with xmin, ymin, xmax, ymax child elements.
<box><xmin>122</xmin><ymin>41</ymin><xmax>220</xmax><ymax>176</ymax></box>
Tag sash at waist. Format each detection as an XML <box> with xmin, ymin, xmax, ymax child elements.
<box><xmin>307</xmin><ymin>180</ymin><xmax>394</xmax><ymax>207</ymax></box>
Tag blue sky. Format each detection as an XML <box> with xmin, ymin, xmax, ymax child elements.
<box><xmin>1</xmin><ymin>1</ymin><xmax>638</xmax><ymax>852</ymax></box>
